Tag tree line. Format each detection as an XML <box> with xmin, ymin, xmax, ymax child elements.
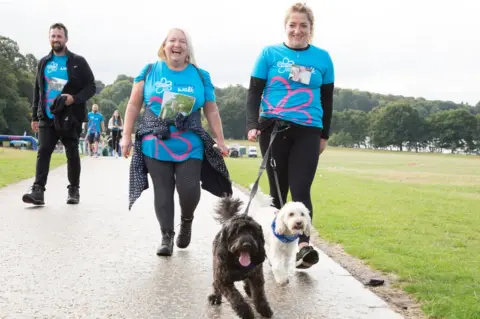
<box><xmin>1</xmin><ymin>35</ymin><xmax>479</xmax><ymax>154</ymax></box>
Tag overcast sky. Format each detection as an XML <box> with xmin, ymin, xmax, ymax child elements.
<box><xmin>1</xmin><ymin>0</ymin><xmax>478</xmax><ymax>105</ymax></box>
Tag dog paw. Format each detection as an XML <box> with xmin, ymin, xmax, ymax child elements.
<box><xmin>273</xmin><ymin>272</ymin><xmax>290</xmax><ymax>286</ymax></box>
<box><xmin>208</xmin><ymin>294</ymin><xmax>222</xmax><ymax>305</ymax></box>
<box><xmin>236</xmin><ymin>304</ymin><xmax>255</xmax><ymax>319</ymax></box>
<box><xmin>256</xmin><ymin>301</ymin><xmax>274</xmax><ymax>318</ymax></box>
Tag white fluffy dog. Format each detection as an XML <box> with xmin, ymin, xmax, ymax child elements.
<box><xmin>247</xmin><ymin>185</ymin><xmax>312</xmax><ymax>285</ymax></box>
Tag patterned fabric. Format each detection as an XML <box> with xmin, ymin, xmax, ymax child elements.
<box><xmin>128</xmin><ymin>107</ymin><xmax>232</xmax><ymax>210</ymax></box>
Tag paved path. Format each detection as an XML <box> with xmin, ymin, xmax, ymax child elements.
<box><xmin>0</xmin><ymin>157</ymin><xmax>404</xmax><ymax>319</ymax></box>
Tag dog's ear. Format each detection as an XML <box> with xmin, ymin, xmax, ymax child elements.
<box><xmin>255</xmin><ymin>223</ymin><xmax>265</xmax><ymax>246</ymax></box>
<box><xmin>251</xmin><ymin>224</ymin><xmax>267</xmax><ymax>265</ymax></box>
<box><xmin>274</xmin><ymin>211</ymin><xmax>288</xmax><ymax>235</ymax></box>
<box><xmin>215</xmin><ymin>226</ymin><xmax>230</xmax><ymax>262</ymax></box>
<box><xmin>303</xmin><ymin>208</ymin><xmax>312</xmax><ymax>236</ymax></box>
<box><xmin>303</xmin><ymin>219</ymin><xmax>311</xmax><ymax>236</ymax></box>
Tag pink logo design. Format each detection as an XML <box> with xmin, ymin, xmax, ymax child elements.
<box><xmin>263</xmin><ymin>76</ymin><xmax>313</xmax><ymax>124</ymax></box>
<box><xmin>43</xmin><ymin>76</ymin><xmax>56</xmax><ymax>114</ymax></box>
<box><xmin>143</xmin><ymin>132</ymin><xmax>192</xmax><ymax>161</ymax></box>
<box><xmin>144</xmin><ymin>95</ymin><xmax>193</xmax><ymax>160</ymax></box>
<box><xmin>149</xmin><ymin>96</ymin><xmax>163</xmax><ymax>105</ymax></box>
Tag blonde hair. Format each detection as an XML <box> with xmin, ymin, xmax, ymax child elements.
<box><xmin>158</xmin><ymin>28</ymin><xmax>197</xmax><ymax>65</ymax></box>
<box><xmin>285</xmin><ymin>2</ymin><xmax>315</xmax><ymax>42</ymax></box>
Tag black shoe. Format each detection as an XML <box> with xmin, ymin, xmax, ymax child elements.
<box><xmin>296</xmin><ymin>245</ymin><xmax>319</xmax><ymax>269</ymax></box>
<box><xmin>22</xmin><ymin>184</ymin><xmax>45</xmax><ymax>205</ymax></box>
<box><xmin>66</xmin><ymin>185</ymin><xmax>80</xmax><ymax>204</ymax></box>
<box><xmin>176</xmin><ymin>217</ymin><xmax>193</xmax><ymax>249</ymax></box>
<box><xmin>157</xmin><ymin>230</ymin><xmax>175</xmax><ymax>256</ymax></box>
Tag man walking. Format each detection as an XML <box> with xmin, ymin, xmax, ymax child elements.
<box><xmin>83</xmin><ymin>104</ymin><xmax>105</xmax><ymax>157</ymax></box>
<box><xmin>22</xmin><ymin>22</ymin><xmax>96</xmax><ymax>205</ymax></box>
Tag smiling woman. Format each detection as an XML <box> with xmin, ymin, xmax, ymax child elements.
<box><xmin>245</xmin><ymin>2</ymin><xmax>335</xmax><ymax>270</ymax></box>
<box><xmin>121</xmin><ymin>27</ymin><xmax>232</xmax><ymax>257</ymax></box>
<box><xmin>158</xmin><ymin>28</ymin><xmax>197</xmax><ymax>67</ymax></box>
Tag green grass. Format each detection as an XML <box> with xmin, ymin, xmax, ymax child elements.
<box><xmin>226</xmin><ymin>144</ymin><xmax>480</xmax><ymax>319</ymax></box>
<box><xmin>0</xmin><ymin>147</ymin><xmax>67</xmax><ymax>188</ymax></box>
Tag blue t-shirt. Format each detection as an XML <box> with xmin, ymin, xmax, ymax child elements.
<box><xmin>87</xmin><ymin>112</ymin><xmax>104</xmax><ymax>134</ymax></box>
<box><xmin>251</xmin><ymin>43</ymin><xmax>334</xmax><ymax>128</ymax></box>
<box><xmin>43</xmin><ymin>55</ymin><xmax>69</xmax><ymax>119</ymax></box>
<box><xmin>133</xmin><ymin>61</ymin><xmax>216</xmax><ymax>162</ymax></box>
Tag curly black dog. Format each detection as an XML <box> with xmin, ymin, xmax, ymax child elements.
<box><xmin>208</xmin><ymin>196</ymin><xmax>273</xmax><ymax>319</ymax></box>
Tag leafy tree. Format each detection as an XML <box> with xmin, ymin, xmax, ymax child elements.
<box><xmin>115</xmin><ymin>74</ymin><xmax>133</xmax><ymax>83</ymax></box>
<box><xmin>0</xmin><ymin>54</ymin><xmax>31</xmax><ymax>134</ymax></box>
<box><xmin>369</xmin><ymin>102</ymin><xmax>423</xmax><ymax>151</ymax></box>
<box><xmin>95</xmin><ymin>80</ymin><xmax>105</xmax><ymax>94</ymax></box>
<box><xmin>331</xmin><ymin>109</ymin><xmax>368</xmax><ymax>147</ymax></box>
<box><xmin>0</xmin><ymin>36</ymin><xmax>21</xmax><ymax>65</ymax></box>
<box><xmin>96</xmin><ymin>99</ymin><xmax>118</xmax><ymax>120</ymax></box>
<box><xmin>472</xmin><ymin>101</ymin><xmax>480</xmax><ymax>115</ymax></box>
<box><xmin>329</xmin><ymin>132</ymin><xmax>354</xmax><ymax>147</ymax></box>
<box><xmin>474</xmin><ymin>114</ymin><xmax>480</xmax><ymax>153</ymax></box>
<box><xmin>427</xmin><ymin>109</ymin><xmax>477</xmax><ymax>153</ymax></box>
<box><xmin>216</xmin><ymin>85</ymin><xmax>248</xmax><ymax>139</ymax></box>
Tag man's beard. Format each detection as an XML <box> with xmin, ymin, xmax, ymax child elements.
<box><xmin>51</xmin><ymin>42</ymin><xmax>65</xmax><ymax>53</ymax></box>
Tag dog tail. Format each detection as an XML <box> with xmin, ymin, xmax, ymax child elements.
<box><xmin>213</xmin><ymin>196</ymin><xmax>243</xmax><ymax>224</ymax></box>
<box><xmin>248</xmin><ymin>183</ymin><xmax>274</xmax><ymax>208</ymax></box>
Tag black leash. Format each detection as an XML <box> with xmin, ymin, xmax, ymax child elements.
<box><xmin>243</xmin><ymin>122</ymin><xmax>289</xmax><ymax>215</ymax></box>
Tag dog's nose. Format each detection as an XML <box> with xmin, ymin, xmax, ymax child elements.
<box><xmin>295</xmin><ymin>221</ymin><xmax>303</xmax><ymax>227</ymax></box>
<box><xmin>242</xmin><ymin>242</ymin><xmax>251</xmax><ymax>248</ymax></box>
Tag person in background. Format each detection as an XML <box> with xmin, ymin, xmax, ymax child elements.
<box><xmin>83</xmin><ymin>104</ymin><xmax>105</xmax><ymax>157</ymax></box>
<box><xmin>108</xmin><ymin>110</ymin><xmax>123</xmax><ymax>157</ymax></box>
<box><xmin>246</xmin><ymin>2</ymin><xmax>335</xmax><ymax>269</ymax></box>
<box><xmin>22</xmin><ymin>22</ymin><xmax>96</xmax><ymax>206</ymax></box>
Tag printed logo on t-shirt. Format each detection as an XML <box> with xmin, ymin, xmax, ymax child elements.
<box><xmin>46</xmin><ymin>62</ymin><xmax>58</xmax><ymax>73</ymax></box>
<box><xmin>46</xmin><ymin>77</ymin><xmax>67</xmax><ymax>91</ymax></box>
<box><xmin>277</xmin><ymin>57</ymin><xmax>294</xmax><ymax>73</ymax></box>
<box><xmin>155</xmin><ymin>77</ymin><xmax>172</xmax><ymax>93</ymax></box>
<box><xmin>177</xmin><ymin>85</ymin><xmax>195</xmax><ymax>93</ymax></box>
<box><xmin>288</xmin><ymin>64</ymin><xmax>313</xmax><ymax>85</ymax></box>
<box><xmin>277</xmin><ymin>57</ymin><xmax>316</xmax><ymax>76</ymax></box>
<box><xmin>160</xmin><ymin>91</ymin><xmax>196</xmax><ymax>120</ymax></box>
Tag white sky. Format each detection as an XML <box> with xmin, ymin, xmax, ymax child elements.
<box><xmin>1</xmin><ymin>0</ymin><xmax>478</xmax><ymax>105</ymax></box>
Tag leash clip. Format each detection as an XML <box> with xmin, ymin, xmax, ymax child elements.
<box><xmin>270</xmin><ymin>157</ymin><xmax>276</xmax><ymax>169</ymax></box>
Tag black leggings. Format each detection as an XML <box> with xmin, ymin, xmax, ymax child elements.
<box><xmin>111</xmin><ymin>130</ymin><xmax>121</xmax><ymax>153</ymax></box>
<box><xmin>144</xmin><ymin>156</ymin><xmax>202</xmax><ymax>233</ymax></box>
<box><xmin>259</xmin><ymin>124</ymin><xmax>321</xmax><ymax>244</ymax></box>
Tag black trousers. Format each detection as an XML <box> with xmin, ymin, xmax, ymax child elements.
<box><xmin>111</xmin><ymin>130</ymin><xmax>121</xmax><ymax>153</ymax></box>
<box><xmin>34</xmin><ymin>122</ymin><xmax>82</xmax><ymax>188</ymax></box>
<box><xmin>259</xmin><ymin>123</ymin><xmax>321</xmax><ymax>244</ymax></box>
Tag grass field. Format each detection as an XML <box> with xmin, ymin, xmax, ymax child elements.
<box><xmin>0</xmin><ymin>147</ymin><xmax>67</xmax><ymax>188</ymax></box>
<box><xmin>225</xmin><ymin>142</ymin><xmax>480</xmax><ymax>319</ymax></box>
